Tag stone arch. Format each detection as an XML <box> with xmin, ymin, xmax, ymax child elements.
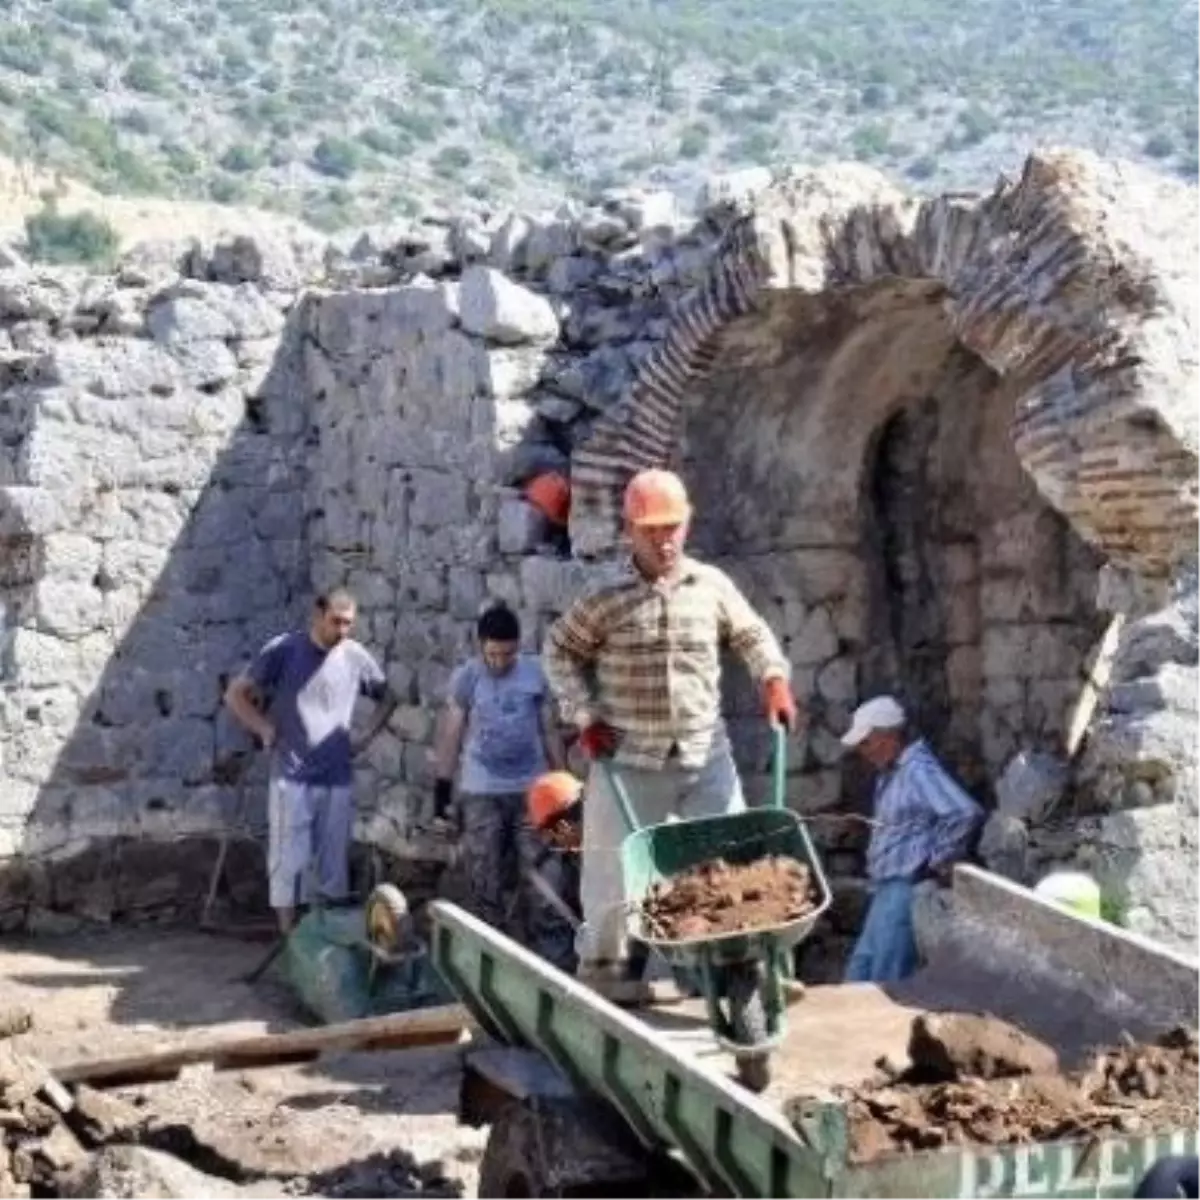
<box><xmin>565</xmin><ymin>150</ymin><xmax>1198</xmax><ymax>855</ymax></box>
<box><xmin>569</xmin><ymin>151</ymin><xmax>1198</xmax><ymax>580</ymax></box>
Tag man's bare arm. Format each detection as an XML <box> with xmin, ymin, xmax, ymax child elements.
<box><xmin>224</xmin><ymin>676</ymin><xmax>275</xmax><ymax>747</ymax></box>
<box><xmin>433</xmin><ymin>701</ymin><xmax>467</xmax><ymax>781</ymax></box>
<box><xmin>354</xmin><ymin>687</ymin><xmax>399</xmax><ymax>754</ymax></box>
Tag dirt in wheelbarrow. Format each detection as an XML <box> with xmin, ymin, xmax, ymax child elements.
<box><xmin>838</xmin><ymin>1014</ymin><xmax>1199</xmax><ymax>1164</ymax></box>
<box><xmin>639</xmin><ymin>856</ymin><xmax>817</xmax><ymax>940</ymax></box>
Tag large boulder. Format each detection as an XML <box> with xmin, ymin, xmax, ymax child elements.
<box><xmin>459</xmin><ymin>266</ymin><xmax>558</xmax><ymax>345</ymax></box>
<box><xmin>994</xmin><ymin>750</ymin><xmax>1068</xmax><ymax>825</ymax></box>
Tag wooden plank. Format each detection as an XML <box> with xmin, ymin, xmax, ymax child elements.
<box><xmin>1065</xmin><ymin>612</ymin><xmax>1125</xmax><ymax>760</ymax></box>
<box><xmin>53</xmin><ymin>1003</ymin><xmax>475</xmax><ymax>1089</ymax></box>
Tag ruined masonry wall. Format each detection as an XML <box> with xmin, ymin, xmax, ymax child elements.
<box><xmin>0</xmin><ymin>152</ymin><xmax>1195</xmax><ymax>952</ymax></box>
<box><xmin>302</xmin><ymin>282</ymin><xmax>558</xmax><ymax>853</ymax></box>
<box><xmin>0</xmin><ymin>271</ymin><xmax>310</xmax><ymax>923</ymax></box>
<box><xmin>0</xmin><ymin>189</ymin><xmax>730</xmax><ymax>922</ymax></box>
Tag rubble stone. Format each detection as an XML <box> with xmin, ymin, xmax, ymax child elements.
<box><xmin>58</xmin><ymin>1145</ymin><xmax>242</xmax><ymax>1199</ymax></box>
<box><xmin>459</xmin><ymin>266</ymin><xmax>559</xmax><ymax>344</ymax></box>
<box><xmin>994</xmin><ymin>751</ymin><xmax>1068</xmax><ymax>825</ymax></box>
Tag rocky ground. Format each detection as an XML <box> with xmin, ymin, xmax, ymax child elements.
<box><xmin>0</xmin><ymin>929</ymin><xmax>486</xmax><ymax>1197</ymax></box>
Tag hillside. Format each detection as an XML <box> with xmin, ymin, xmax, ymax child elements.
<box><xmin>0</xmin><ymin>152</ymin><xmax>317</xmax><ymax>251</ymax></box>
<box><xmin>0</xmin><ymin>0</ymin><xmax>1195</xmax><ymax>232</ymax></box>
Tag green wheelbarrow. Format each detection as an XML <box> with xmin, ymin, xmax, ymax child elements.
<box><xmin>604</xmin><ymin>724</ymin><xmax>832</xmax><ymax>1092</ymax></box>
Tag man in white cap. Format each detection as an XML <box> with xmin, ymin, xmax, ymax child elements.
<box><xmin>840</xmin><ymin>695</ymin><xmax>981</xmax><ymax>983</ymax></box>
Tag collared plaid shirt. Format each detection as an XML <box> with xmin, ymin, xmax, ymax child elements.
<box><xmin>866</xmin><ymin>739</ymin><xmax>982</xmax><ymax>882</ymax></box>
<box><xmin>542</xmin><ymin>555</ymin><xmax>788</xmax><ymax>770</ymax></box>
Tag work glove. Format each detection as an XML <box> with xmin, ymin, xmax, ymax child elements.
<box><xmin>577</xmin><ymin>721</ymin><xmax>619</xmax><ymax>760</ymax></box>
<box><xmin>762</xmin><ymin>677</ymin><xmax>799</xmax><ymax>732</ymax></box>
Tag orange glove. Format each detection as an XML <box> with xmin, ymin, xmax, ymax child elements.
<box><xmin>578</xmin><ymin>721</ymin><xmax>619</xmax><ymax>759</ymax></box>
<box><xmin>762</xmin><ymin>677</ymin><xmax>798</xmax><ymax>731</ymax></box>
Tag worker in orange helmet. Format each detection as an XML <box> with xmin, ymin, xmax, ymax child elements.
<box><xmin>523</xmin><ymin>771</ymin><xmax>584</xmax><ymax>972</ymax></box>
<box><xmin>543</xmin><ymin>468</ymin><xmax>799</xmax><ymax>990</ymax></box>
<box><xmin>523</xmin><ymin>471</ymin><xmax>571</xmax><ymax>528</ymax></box>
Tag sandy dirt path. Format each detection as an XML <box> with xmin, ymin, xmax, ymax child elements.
<box><xmin>0</xmin><ymin>927</ymin><xmax>486</xmax><ymax>1196</ymax></box>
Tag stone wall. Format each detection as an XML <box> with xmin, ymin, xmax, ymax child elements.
<box><xmin>680</xmin><ymin>312</ymin><xmax>1104</xmax><ymax>859</ymax></box>
<box><xmin>563</xmin><ymin>149</ymin><xmax>1198</xmax><ymax>954</ymax></box>
<box><xmin>0</xmin><ymin>151</ymin><xmax>1195</xmax><ymax>957</ymax></box>
<box><xmin>300</xmin><ymin>275</ymin><xmax>563</xmax><ymax>856</ymax></box>
<box><xmin>0</xmin><ymin>260</ymin><xmax>311</xmax><ymax>926</ymax></box>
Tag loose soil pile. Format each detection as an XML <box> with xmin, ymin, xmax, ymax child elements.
<box><xmin>639</xmin><ymin>856</ymin><xmax>817</xmax><ymax>940</ymax></box>
<box><xmin>840</xmin><ymin>1014</ymin><xmax>1199</xmax><ymax>1164</ymax></box>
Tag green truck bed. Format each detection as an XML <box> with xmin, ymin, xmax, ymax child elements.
<box><xmin>429</xmin><ymin>865</ymin><xmax>1199</xmax><ymax>1198</ymax></box>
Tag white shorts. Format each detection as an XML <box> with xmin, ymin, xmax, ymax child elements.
<box><xmin>267</xmin><ymin>776</ymin><xmax>354</xmax><ymax>910</ymax></box>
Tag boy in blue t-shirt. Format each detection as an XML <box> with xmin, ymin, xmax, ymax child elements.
<box><xmin>432</xmin><ymin>604</ymin><xmax>565</xmax><ymax>938</ymax></box>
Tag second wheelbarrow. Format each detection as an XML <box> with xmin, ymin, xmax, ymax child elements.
<box><xmin>603</xmin><ymin>723</ymin><xmax>832</xmax><ymax>1092</ymax></box>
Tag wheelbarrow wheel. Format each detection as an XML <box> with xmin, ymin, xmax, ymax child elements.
<box><xmin>726</xmin><ymin>962</ymin><xmax>772</xmax><ymax>1093</ymax></box>
<box><xmin>364</xmin><ymin>883</ymin><xmax>410</xmax><ymax>954</ymax></box>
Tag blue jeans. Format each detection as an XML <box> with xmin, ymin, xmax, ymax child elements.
<box><xmin>845</xmin><ymin>879</ymin><xmax>917</xmax><ymax>983</ymax></box>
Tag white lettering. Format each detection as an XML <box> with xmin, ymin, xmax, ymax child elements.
<box><xmin>1051</xmin><ymin>1137</ymin><xmax>1099</xmax><ymax>1195</ymax></box>
<box><xmin>961</xmin><ymin>1132</ymin><xmax>1200</xmax><ymax>1199</ymax></box>
<box><xmin>1013</xmin><ymin>1144</ymin><xmax>1048</xmax><ymax>1197</ymax></box>
<box><xmin>1097</xmin><ymin>1139</ymin><xmax>1135</xmax><ymax>1193</ymax></box>
<box><xmin>960</xmin><ymin>1149</ymin><xmax>1010</xmax><ymax>1198</ymax></box>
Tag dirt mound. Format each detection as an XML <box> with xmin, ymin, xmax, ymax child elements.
<box><xmin>842</xmin><ymin>1019</ymin><xmax>1198</xmax><ymax>1163</ymax></box>
<box><xmin>907</xmin><ymin>1013</ymin><xmax>1060</xmax><ymax>1081</ymax></box>
<box><xmin>639</xmin><ymin>856</ymin><xmax>817</xmax><ymax>941</ymax></box>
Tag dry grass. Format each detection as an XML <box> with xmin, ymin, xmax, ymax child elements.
<box><xmin>0</xmin><ymin>154</ymin><xmax>318</xmax><ymax>253</ymax></box>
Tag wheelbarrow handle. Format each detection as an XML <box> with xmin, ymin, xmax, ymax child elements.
<box><xmin>770</xmin><ymin>720</ymin><xmax>788</xmax><ymax>811</ymax></box>
<box><xmin>599</xmin><ymin>721</ymin><xmax>790</xmax><ymax>829</ymax></box>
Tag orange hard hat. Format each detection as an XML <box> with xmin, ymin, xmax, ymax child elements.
<box><xmin>527</xmin><ymin>771</ymin><xmax>583</xmax><ymax>829</ymax></box>
<box><xmin>623</xmin><ymin>468</ymin><xmax>691</xmax><ymax>527</ymax></box>
<box><xmin>523</xmin><ymin>472</ymin><xmax>571</xmax><ymax>527</ymax></box>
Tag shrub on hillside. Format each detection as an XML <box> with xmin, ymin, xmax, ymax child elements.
<box><xmin>24</xmin><ymin>203</ymin><xmax>119</xmax><ymax>267</ymax></box>
<box><xmin>312</xmin><ymin>136</ymin><xmax>361</xmax><ymax>178</ymax></box>
<box><xmin>123</xmin><ymin>57</ymin><xmax>170</xmax><ymax>95</ymax></box>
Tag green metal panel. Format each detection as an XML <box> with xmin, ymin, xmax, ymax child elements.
<box><xmin>429</xmin><ymin>900</ymin><xmax>1200</xmax><ymax>1199</ymax></box>
<box><xmin>430</xmin><ymin>900</ymin><xmax>827</xmax><ymax>1197</ymax></box>
<box><xmin>840</xmin><ymin>1128</ymin><xmax>1200</xmax><ymax>1197</ymax></box>
<box><xmin>798</xmin><ymin>1098</ymin><xmax>1200</xmax><ymax>1198</ymax></box>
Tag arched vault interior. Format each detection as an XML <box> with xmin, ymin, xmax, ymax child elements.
<box><xmin>677</xmin><ymin>283</ymin><xmax>1105</xmax><ymax>861</ymax></box>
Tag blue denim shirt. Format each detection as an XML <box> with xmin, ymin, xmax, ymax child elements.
<box><xmin>865</xmin><ymin>740</ymin><xmax>981</xmax><ymax>883</ymax></box>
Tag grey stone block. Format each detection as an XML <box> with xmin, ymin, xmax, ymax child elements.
<box><xmin>459</xmin><ymin>266</ymin><xmax>558</xmax><ymax>345</ymax></box>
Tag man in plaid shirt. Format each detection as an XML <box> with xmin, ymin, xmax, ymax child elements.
<box><xmin>841</xmin><ymin>695</ymin><xmax>982</xmax><ymax>983</ymax></box>
<box><xmin>543</xmin><ymin>468</ymin><xmax>798</xmax><ymax>987</ymax></box>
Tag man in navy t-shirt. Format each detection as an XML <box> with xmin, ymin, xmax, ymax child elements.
<box><xmin>224</xmin><ymin>589</ymin><xmax>398</xmax><ymax>931</ymax></box>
